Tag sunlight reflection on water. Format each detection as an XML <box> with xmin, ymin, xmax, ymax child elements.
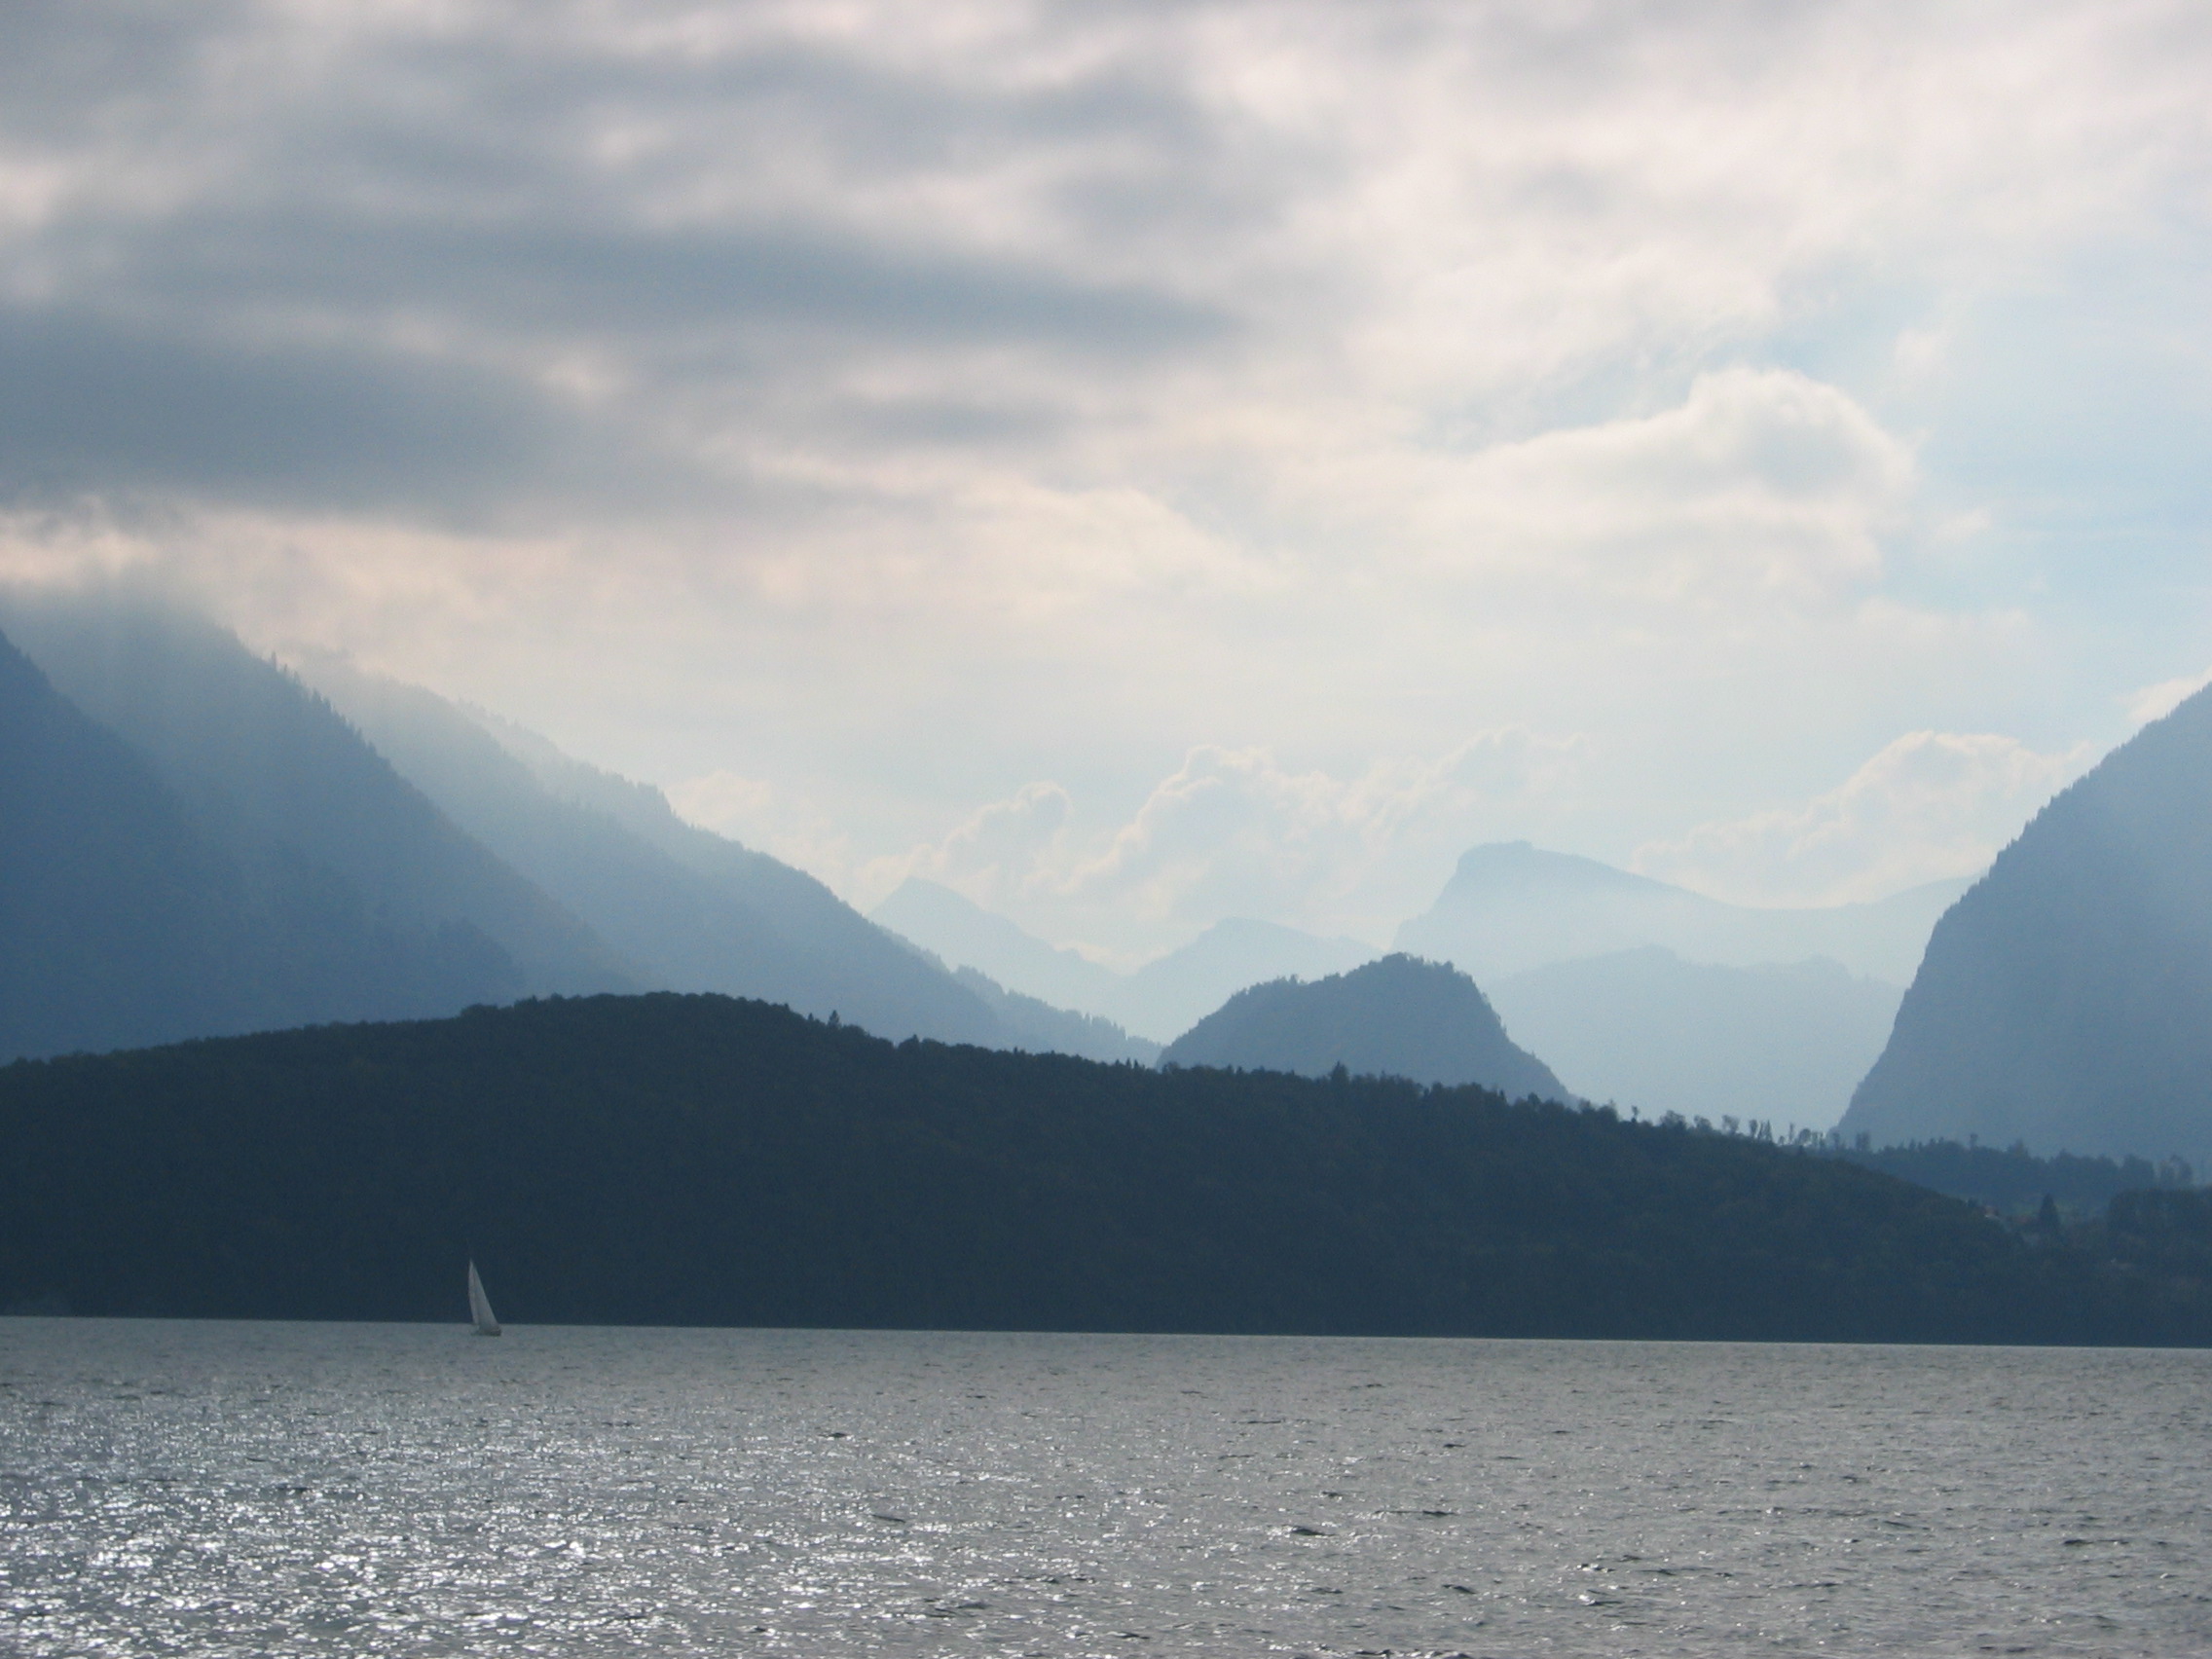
<box><xmin>2</xmin><ymin>1320</ymin><xmax>2207</xmax><ymax>1655</ymax></box>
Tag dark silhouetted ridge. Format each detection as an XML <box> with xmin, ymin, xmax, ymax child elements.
<box><xmin>1161</xmin><ymin>954</ymin><xmax>1567</xmax><ymax>1099</ymax></box>
<box><xmin>0</xmin><ymin>992</ymin><xmax>2202</xmax><ymax>1343</ymax></box>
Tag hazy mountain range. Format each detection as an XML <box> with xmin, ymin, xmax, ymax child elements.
<box><xmin>297</xmin><ymin>651</ymin><xmax>996</xmax><ymax>1044</ymax></box>
<box><xmin>1843</xmin><ymin>681</ymin><xmax>2212</xmax><ymax>1166</ymax></box>
<box><xmin>0</xmin><ymin>591</ymin><xmax>1156</xmax><ymax>1063</ymax></box>
<box><xmin>18</xmin><ymin>587</ymin><xmax>2212</xmax><ymax>1168</ymax></box>
<box><xmin>1160</xmin><ymin>955</ymin><xmax>1568</xmax><ymax>1102</ymax></box>
<box><xmin>879</xmin><ymin>855</ymin><xmax>1940</xmax><ymax>1128</ymax></box>
<box><xmin>2</xmin><ymin>603</ymin><xmax>608</xmax><ymax>1062</ymax></box>
<box><xmin>1395</xmin><ymin>845</ymin><xmax>1952</xmax><ymax>1126</ymax></box>
<box><xmin>300</xmin><ymin>656</ymin><xmax>1161</xmax><ymax>1065</ymax></box>
<box><xmin>1396</xmin><ymin>841</ymin><xmax>1966</xmax><ymax>985</ymax></box>
<box><xmin>4</xmin><ymin>622</ymin><xmax>420</xmax><ymax>1058</ymax></box>
<box><xmin>15</xmin><ymin>585</ymin><xmax>1921</xmax><ymax>1125</ymax></box>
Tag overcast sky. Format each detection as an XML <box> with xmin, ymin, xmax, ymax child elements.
<box><xmin>4</xmin><ymin>0</ymin><xmax>2209</xmax><ymax>962</ymax></box>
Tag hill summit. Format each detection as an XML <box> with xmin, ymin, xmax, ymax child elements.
<box><xmin>1161</xmin><ymin>953</ymin><xmax>1568</xmax><ymax>1100</ymax></box>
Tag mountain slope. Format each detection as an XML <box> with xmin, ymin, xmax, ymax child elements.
<box><xmin>0</xmin><ymin>620</ymin><xmax>554</xmax><ymax>1060</ymax></box>
<box><xmin>0</xmin><ymin>625</ymin><xmax>260</xmax><ymax>1058</ymax></box>
<box><xmin>873</xmin><ymin>877</ymin><xmax>1124</xmax><ymax>1014</ymax></box>
<box><xmin>1161</xmin><ymin>953</ymin><xmax>1567</xmax><ymax>1100</ymax></box>
<box><xmin>1487</xmin><ymin>948</ymin><xmax>1903</xmax><ymax>1127</ymax></box>
<box><xmin>3</xmin><ymin>990</ymin><xmax>2197</xmax><ymax>1343</ymax></box>
<box><xmin>2</xmin><ymin>593</ymin><xmax>626</xmax><ymax>998</ymax></box>
<box><xmin>1840</xmin><ymin>686</ymin><xmax>2212</xmax><ymax>1164</ymax></box>
<box><xmin>1397</xmin><ymin>841</ymin><xmax>1964</xmax><ymax>983</ymax></box>
<box><xmin>297</xmin><ymin>655</ymin><xmax>1006</xmax><ymax>1045</ymax></box>
<box><xmin>948</xmin><ymin>967</ymin><xmax>1161</xmax><ymax>1064</ymax></box>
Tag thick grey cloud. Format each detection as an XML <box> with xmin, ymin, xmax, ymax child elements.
<box><xmin>78</xmin><ymin>209</ymin><xmax>1228</xmax><ymax>354</ymax></box>
<box><xmin>1</xmin><ymin>2</ymin><xmax>1247</xmax><ymax>520</ymax></box>
<box><xmin>0</xmin><ymin>306</ymin><xmax>570</xmax><ymax>513</ymax></box>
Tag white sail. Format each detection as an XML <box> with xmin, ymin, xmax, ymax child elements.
<box><xmin>466</xmin><ymin>1259</ymin><xmax>501</xmax><ymax>1336</ymax></box>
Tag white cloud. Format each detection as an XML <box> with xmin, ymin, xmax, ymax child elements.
<box><xmin>1428</xmin><ymin>367</ymin><xmax>1916</xmax><ymax>608</ymax></box>
<box><xmin>0</xmin><ymin>506</ymin><xmax>165</xmax><ymax>592</ymax></box>
<box><xmin>860</xmin><ymin>780</ymin><xmax>1076</xmax><ymax>915</ymax></box>
<box><xmin>1634</xmin><ymin>731</ymin><xmax>2094</xmax><ymax>908</ymax></box>
<box><xmin>2124</xmin><ymin>667</ymin><xmax>2212</xmax><ymax>725</ymax></box>
<box><xmin>867</xmin><ymin>731</ymin><xmax>1586</xmax><ymax>956</ymax></box>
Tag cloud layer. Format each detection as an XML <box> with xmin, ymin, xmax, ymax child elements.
<box><xmin>5</xmin><ymin>1</ymin><xmax>2208</xmax><ymax>955</ymax></box>
<box><xmin>1635</xmin><ymin>731</ymin><xmax>2095</xmax><ymax>908</ymax></box>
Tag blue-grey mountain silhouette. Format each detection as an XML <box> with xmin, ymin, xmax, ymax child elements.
<box><xmin>1398</xmin><ymin>841</ymin><xmax>1962</xmax><ymax>984</ymax></box>
<box><xmin>1161</xmin><ymin>953</ymin><xmax>1567</xmax><ymax>1100</ymax></box>
<box><xmin>1</xmin><ymin>623</ymin><xmax>264</xmax><ymax>1058</ymax></box>
<box><xmin>300</xmin><ymin>654</ymin><xmax>1014</xmax><ymax>1046</ymax></box>
<box><xmin>1840</xmin><ymin>685</ymin><xmax>2212</xmax><ymax>1164</ymax></box>
<box><xmin>0</xmin><ymin>614</ymin><xmax>562</xmax><ymax>1061</ymax></box>
<box><xmin>944</xmin><ymin>966</ymin><xmax>1160</xmax><ymax>1064</ymax></box>
<box><xmin>1</xmin><ymin>590</ymin><xmax>1150</xmax><ymax>1063</ymax></box>
<box><xmin>874</xmin><ymin>877</ymin><xmax>1125</xmax><ymax>1014</ymax></box>
<box><xmin>4</xmin><ymin>592</ymin><xmax>626</xmax><ymax>1004</ymax></box>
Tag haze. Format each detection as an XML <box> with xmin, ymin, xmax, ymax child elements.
<box><xmin>5</xmin><ymin>1</ymin><xmax>2208</xmax><ymax>965</ymax></box>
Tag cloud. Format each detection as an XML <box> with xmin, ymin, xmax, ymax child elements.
<box><xmin>866</xmin><ymin>732</ymin><xmax>1586</xmax><ymax>955</ymax></box>
<box><xmin>0</xmin><ymin>2</ymin><xmax>1243</xmax><ymax>527</ymax></box>
<box><xmin>2</xmin><ymin>0</ymin><xmax>2205</xmax><ymax>960</ymax></box>
<box><xmin>1427</xmin><ymin>367</ymin><xmax>1917</xmax><ymax>608</ymax></box>
<box><xmin>0</xmin><ymin>307</ymin><xmax>614</xmax><ymax>518</ymax></box>
<box><xmin>7</xmin><ymin>0</ymin><xmax>2200</xmax><ymax>539</ymax></box>
<box><xmin>1064</xmin><ymin>736</ymin><xmax>1583</xmax><ymax>918</ymax></box>
<box><xmin>2124</xmin><ymin>667</ymin><xmax>2212</xmax><ymax>725</ymax></box>
<box><xmin>881</xmin><ymin>780</ymin><xmax>1076</xmax><ymax>909</ymax></box>
<box><xmin>1634</xmin><ymin>731</ymin><xmax>2094</xmax><ymax>907</ymax></box>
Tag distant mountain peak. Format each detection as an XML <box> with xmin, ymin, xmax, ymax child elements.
<box><xmin>1161</xmin><ymin>952</ymin><xmax>1568</xmax><ymax>1100</ymax></box>
<box><xmin>1400</xmin><ymin>839</ymin><xmax>1965</xmax><ymax>983</ymax></box>
<box><xmin>1449</xmin><ymin>840</ymin><xmax>1683</xmax><ymax>897</ymax></box>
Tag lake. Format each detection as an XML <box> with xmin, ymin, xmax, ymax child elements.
<box><xmin>2</xmin><ymin>1320</ymin><xmax>2206</xmax><ymax>1654</ymax></box>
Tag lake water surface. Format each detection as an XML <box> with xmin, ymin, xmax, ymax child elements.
<box><xmin>2</xmin><ymin>1320</ymin><xmax>2206</xmax><ymax>1655</ymax></box>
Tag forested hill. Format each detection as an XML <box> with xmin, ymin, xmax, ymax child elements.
<box><xmin>1834</xmin><ymin>1139</ymin><xmax>2196</xmax><ymax>1218</ymax></box>
<box><xmin>1161</xmin><ymin>954</ymin><xmax>1567</xmax><ymax>1101</ymax></box>
<box><xmin>3</xmin><ymin>994</ymin><xmax>2203</xmax><ymax>1345</ymax></box>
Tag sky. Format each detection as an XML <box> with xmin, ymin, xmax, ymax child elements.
<box><xmin>3</xmin><ymin>0</ymin><xmax>2209</xmax><ymax>964</ymax></box>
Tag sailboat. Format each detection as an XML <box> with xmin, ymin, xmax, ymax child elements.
<box><xmin>466</xmin><ymin>1259</ymin><xmax>502</xmax><ymax>1336</ymax></box>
